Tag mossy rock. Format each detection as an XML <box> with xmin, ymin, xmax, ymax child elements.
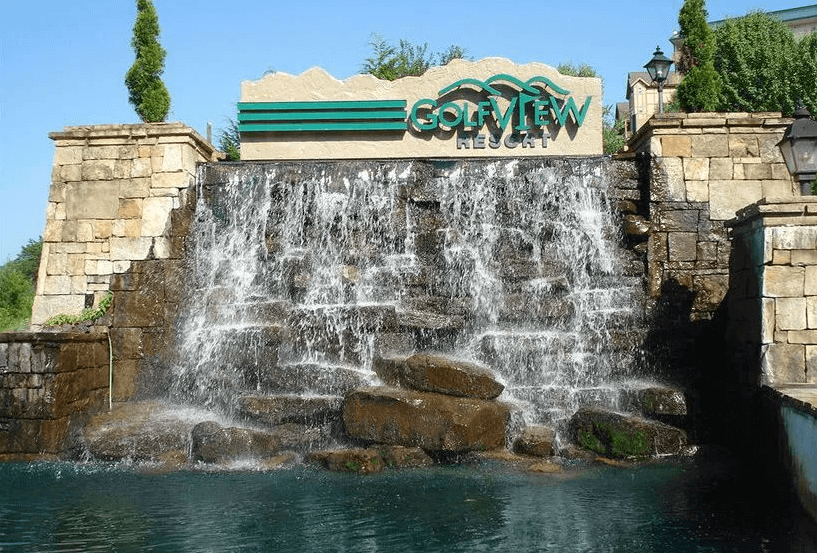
<box><xmin>569</xmin><ymin>407</ymin><xmax>688</xmax><ymax>459</ymax></box>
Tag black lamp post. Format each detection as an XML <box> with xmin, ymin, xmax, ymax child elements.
<box><xmin>778</xmin><ymin>102</ymin><xmax>817</xmax><ymax>195</ymax></box>
<box><xmin>644</xmin><ymin>46</ymin><xmax>673</xmax><ymax>115</ymax></box>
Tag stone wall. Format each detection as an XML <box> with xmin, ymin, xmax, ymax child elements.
<box><xmin>0</xmin><ymin>332</ymin><xmax>108</xmax><ymax>459</ymax></box>
<box><xmin>31</xmin><ymin>123</ymin><xmax>220</xmax><ymax>400</ymax></box>
<box><xmin>727</xmin><ymin>198</ymin><xmax>817</xmax><ymax>385</ymax></box>
<box><xmin>628</xmin><ymin>113</ymin><xmax>795</xmax><ymax>320</ymax></box>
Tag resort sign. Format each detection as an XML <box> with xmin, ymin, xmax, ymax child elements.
<box><xmin>238</xmin><ymin>58</ymin><xmax>602</xmax><ymax>160</ymax></box>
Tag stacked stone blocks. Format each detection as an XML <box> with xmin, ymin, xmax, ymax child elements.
<box><xmin>0</xmin><ymin>333</ymin><xmax>108</xmax><ymax>458</ymax></box>
<box><xmin>630</xmin><ymin>113</ymin><xmax>795</xmax><ymax>319</ymax></box>
<box><xmin>32</xmin><ymin>123</ymin><xmax>218</xmax><ymax>401</ymax></box>
<box><xmin>728</xmin><ymin>198</ymin><xmax>817</xmax><ymax>385</ymax></box>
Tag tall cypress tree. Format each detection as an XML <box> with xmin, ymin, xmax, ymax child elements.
<box><xmin>675</xmin><ymin>0</ymin><xmax>721</xmax><ymax>112</ymax></box>
<box><xmin>125</xmin><ymin>0</ymin><xmax>170</xmax><ymax>122</ymax></box>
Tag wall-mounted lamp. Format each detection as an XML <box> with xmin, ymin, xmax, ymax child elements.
<box><xmin>777</xmin><ymin>103</ymin><xmax>817</xmax><ymax>195</ymax></box>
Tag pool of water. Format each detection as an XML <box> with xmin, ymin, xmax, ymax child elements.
<box><xmin>2</xmin><ymin>454</ymin><xmax>816</xmax><ymax>553</ymax></box>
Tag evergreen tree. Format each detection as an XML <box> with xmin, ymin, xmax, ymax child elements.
<box><xmin>125</xmin><ymin>0</ymin><xmax>170</xmax><ymax>122</ymax></box>
<box><xmin>675</xmin><ymin>0</ymin><xmax>721</xmax><ymax>112</ymax></box>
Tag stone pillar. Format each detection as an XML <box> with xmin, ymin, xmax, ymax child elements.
<box><xmin>32</xmin><ymin>123</ymin><xmax>219</xmax><ymax>327</ymax></box>
<box><xmin>629</xmin><ymin>113</ymin><xmax>795</xmax><ymax>320</ymax></box>
<box><xmin>727</xmin><ymin>198</ymin><xmax>817</xmax><ymax>385</ymax></box>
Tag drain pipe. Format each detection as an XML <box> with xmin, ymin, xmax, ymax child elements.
<box><xmin>107</xmin><ymin>332</ymin><xmax>113</xmax><ymax>410</ymax></box>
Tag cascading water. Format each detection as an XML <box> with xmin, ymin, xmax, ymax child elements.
<box><xmin>170</xmin><ymin>158</ymin><xmax>645</xmax><ymax>436</ymax></box>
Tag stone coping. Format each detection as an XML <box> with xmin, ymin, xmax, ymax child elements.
<box><xmin>48</xmin><ymin>122</ymin><xmax>222</xmax><ymax>162</ymax></box>
<box><xmin>0</xmin><ymin>331</ymin><xmax>108</xmax><ymax>344</ymax></box>
<box><xmin>765</xmin><ymin>384</ymin><xmax>817</xmax><ymax>418</ymax></box>
<box><xmin>628</xmin><ymin>111</ymin><xmax>793</xmax><ymax>152</ymax></box>
<box><xmin>727</xmin><ymin>197</ymin><xmax>817</xmax><ymax>227</ymax></box>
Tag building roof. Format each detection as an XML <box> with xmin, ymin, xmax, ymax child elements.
<box><xmin>625</xmin><ymin>71</ymin><xmax>681</xmax><ymax>99</ymax></box>
<box><xmin>709</xmin><ymin>4</ymin><xmax>817</xmax><ymax>27</ymax></box>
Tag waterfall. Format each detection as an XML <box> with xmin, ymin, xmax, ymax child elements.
<box><xmin>170</xmin><ymin>158</ymin><xmax>644</xmax><ymax>431</ymax></box>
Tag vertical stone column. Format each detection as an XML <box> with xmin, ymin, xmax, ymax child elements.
<box><xmin>33</xmin><ymin>124</ymin><xmax>219</xmax><ymax>327</ymax></box>
<box><xmin>630</xmin><ymin>113</ymin><xmax>795</xmax><ymax>320</ymax></box>
<box><xmin>727</xmin><ymin>198</ymin><xmax>817</xmax><ymax>385</ymax></box>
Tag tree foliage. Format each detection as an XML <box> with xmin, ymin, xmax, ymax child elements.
<box><xmin>558</xmin><ymin>63</ymin><xmax>626</xmax><ymax>154</ymax></box>
<box><xmin>675</xmin><ymin>0</ymin><xmax>721</xmax><ymax>112</ymax></box>
<box><xmin>125</xmin><ymin>0</ymin><xmax>170</xmax><ymax>122</ymax></box>
<box><xmin>798</xmin><ymin>31</ymin><xmax>817</xmax><ymax>115</ymax></box>
<box><xmin>362</xmin><ymin>35</ymin><xmax>468</xmax><ymax>80</ymax></box>
<box><xmin>219</xmin><ymin>118</ymin><xmax>241</xmax><ymax>161</ymax></box>
<box><xmin>0</xmin><ymin>238</ymin><xmax>41</xmax><ymax>331</ymax></box>
<box><xmin>714</xmin><ymin>12</ymin><xmax>801</xmax><ymax>115</ymax></box>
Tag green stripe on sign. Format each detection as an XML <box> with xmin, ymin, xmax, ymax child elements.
<box><xmin>238</xmin><ymin>121</ymin><xmax>408</xmax><ymax>132</ymax></box>
<box><xmin>238</xmin><ymin>100</ymin><xmax>407</xmax><ymax>111</ymax></box>
<box><xmin>238</xmin><ymin>110</ymin><xmax>407</xmax><ymax>122</ymax></box>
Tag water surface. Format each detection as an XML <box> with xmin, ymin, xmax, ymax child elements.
<box><xmin>2</xmin><ymin>454</ymin><xmax>816</xmax><ymax>552</ymax></box>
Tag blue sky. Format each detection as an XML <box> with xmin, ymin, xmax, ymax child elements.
<box><xmin>0</xmin><ymin>0</ymin><xmax>804</xmax><ymax>261</ymax></box>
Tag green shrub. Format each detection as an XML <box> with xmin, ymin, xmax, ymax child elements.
<box><xmin>125</xmin><ymin>0</ymin><xmax>170</xmax><ymax>122</ymax></box>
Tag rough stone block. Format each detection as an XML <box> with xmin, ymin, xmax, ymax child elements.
<box><xmin>667</xmin><ymin>233</ymin><xmax>697</xmax><ymax>261</ymax></box>
<box><xmin>773</xmin><ymin>227</ymin><xmax>817</xmax><ymax>250</ymax></box>
<box><xmin>786</xmin><ymin>330</ymin><xmax>817</xmax><ymax>344</ymax></box>
<box><xmin>743</xmin><ymin>164</ymin><xmax>772</xmax><ymax>180</ymax></box>
<box><xmin>141</xmin><ymin>197</ymin><xmax>174</xmax><ymax>236</ymax></box>
<box><xmin>776</xmin><ymin>298</ymin><xmax>807</xmax><ymax>330</ymax></box>
<box><xmin>685</xmin><ymin>180</ymin><xmax>709</xmax><ymax>202</ymax></box>
<box><xmin>65</xmin><ymin>182</ymin><xmax>120</xmax><ymax>220</ymax></box>
<box><xmin>373</xmin><ymin>354</ymin><xmax>504</xmax><ymax>400</ymax></box>
<box><xmin>656</xmin><ymin>157</ymin><xmax>686</xmax><ymax>201</ymax></box>
<box><xmin>772</xmin><ymin>249</ymin><xmax>791</xmax><ymax>265</ymax></box>
<box><xmin>762</xmin><ymin>179</ymin><xmax>795</xmax><ymax>198</ymax></box>
<box><xmin>761</xmin><ymin>343</ymin><xmax>805</xmax><ymax>384</ymax></box>
<box><xmin>124</xmin><ymin>219</ymin><xmax>141</xmax><ymax>238</ymax></box>
<box><xmin>728</xmin><ymin>136</ymin><xmax>759</xmax><ymax>157</ymax></box>
<box><xmin>763</xmin><ymin>265</ymin><xmax>805</xmax><ymax>297</ymax></box>
<box><xmin>709</xmin><ymin>158</ymin><xmax>733</xmax><ymax>180</ymax></box>
<box><xmin>692</xmin><ymin>135</ymin><xmax>729</xmax><ymax>157</ymax></box>
<box><xmin>771</xmin><ymin>163</ymin><xmax>793</xmax><ymax>181</ymax></box>
<box><xmin>151</xmin><ymin>172</ymin><xmax>189</xmax><ymax>189</ymax></box>
<box><xmin>806</xmin><ymin>267</ymin><xmax>817</xmax><ymax>296</ymax></box>
<box><xmin>683</xmin><ymin>157</ymin><xmax>709</xmax><ymax>181</ymax></box>
<box><xmin>30</xmin><ymin>295</ymin><xmax>86</xmax><ymax>326</ymax></box>
<box><xmin>762</xmin><ymin>298</ymin><xmax>776</xmax><ymax>343</ymax></box>
<box><xmin>54</xmin><ymin>146</ymin><xmax>83</xmax><ymax>165</ymax></box>
<box><xmin>109</xmin><ymin>237</ymin><xmax>152</xmax><ymax>261</ymax></box>
<box><xmin>118</xmin><ymin>198</ymin><xmax>142</xmax><ymax>219</ymax></box>
<box><xmin>708</xmin><ymin>180</ymin><xmax>762</xmax><ymax>220</ymax></box>
<box><xmin>807</xmin><ymin>346</ymin><xmax>817</xmax><ymax>383</ymax></box>
<box><xmin>791</xmin><ymin>249</ymin><xmax>817</xmax><ymax>266</ymax></box>
<box><xmin>760</xmin><ymin>135</ymin><xmax>785</xmax><ymax>163</ymax></box>
<box><xmin>661</xmin><ymin>136</ymin><xmax>691</xmax><ymax>157</ymax></box>
<box><xmin>807</xmin><ymin>297</ymin><xmax>817</xmax><ymax>329</ymax></box>
<box><xmin>93</xmin><ymin>220</ymin><xmax>112</xmax><ymax>239</ymax></box>
<box><xmin>81</xmin><ymin>160</ymin><xmax>115</xmax><ymax>181</ymax></box>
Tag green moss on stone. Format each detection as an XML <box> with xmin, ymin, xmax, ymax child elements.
<box><xmin>579</xmin><ymin>430</ymin><xmax>606</xmax><ymax>455</ymax></box>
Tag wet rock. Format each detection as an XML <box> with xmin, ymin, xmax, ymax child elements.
<box><xmin>307</xmin><ymin>447</ymin><xmax>385</xmax><ymax>474</ymax></box>
<box><xmin>254</xmin><ymin>363</ymin><xmax>369</xmax><ymax>396</ymax></box>
<box><xmin>190</xmin><ymin>421</ymin><xmax>281</xmax><ymax>463</ymax></box>
<box><xmin>569</xmin><ymin>407</ymin><xmax>688</xmax><ymax>459</ymax></box>
<box><xmin>268</xmin><ymin>422</ymin><xmax>329</xmax><ymax>451</ymax></box>
<box><xmin>513</xmin><ymin>426</ymin><xmax>556</xmax><ymax>457</ymax></box>
<box><xmin>260</xmin><ymin>451</ymin><xmax>299</xmax><ymax>470</ymax></box>
<box><xmin>373</xmin><ymin>354</ymin><xmax>504</xmax><ymax>400</ymax></box>
<box><xmin>82</xmin><ymin>402</ymin><xmax>195</xmax><ymax>461</ymax></box>
<box><xmin>622</xmin><ymin>387</ymin><xmax>688</xmax><ymax>417</ymax></box>
<box><xmin>528</xmin><ymin>461</ymin><xmax>563</xmax><ymax>473</ymax></box>
<box><xmin>342</xmin><ymin>386</ymin><xmax>510</xmax><ymax>452</ymax></box>
<box><xmin>235</xmin><ymin>394</ymin><xmax>342</xmax><ymax>426</ymax></box>
<box><xmin>379</xmin><ymin>445</ymin><xmax>434</xmax><ymax>468</ymax></box>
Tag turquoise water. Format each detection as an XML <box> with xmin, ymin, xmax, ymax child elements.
<box><xmin>2</xmin><ymin>456</ymin><xmax>816</xmax><ymax>553</ymax></box>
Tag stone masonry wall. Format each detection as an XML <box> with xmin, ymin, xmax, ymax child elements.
<box><xmin>32</xmin><ymin>123</ymin><xmax>220</xmax><ymax>401</ymax></box>
<box><xmin>0</xmin><ymin>332</ymin><xmax>108</xmax><ymax>459</ymax></box>
<box><xmin>728</xmin><ymin>198</ymin><xmax>817</xmax><ymax>386</ymax></box>
<box><xmin>628</xmin><ymin>113</ymin><xmax>795</xmax><ymax>320</ymax></box>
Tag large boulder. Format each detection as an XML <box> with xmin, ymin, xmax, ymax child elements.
<box><xmin>190</xmin><ymin>421</ymin><xmax>281</xmax><ymax>463</ymax></box>
<box><xmin>342</xmin><ymin>386</ymin><xmax>509</xmax><ymax>452</ymax></box>
<box><xmin>569</xmin><ymin>407</ymin><xmax>688</xmax><ymax>459</ymax></box>
<box><xmin>622</xmin><ymin>387</ymin><xmax>688</xmax><ymax>417</ymax></box>
<box><xmin>513</xmin><ymin>426</ymin><xmax>556</xmax><ymax>457</ymax></box>
<box><xmin>307</xmin><ymin>447</ymin><xmax>385</xmax><ymax>474</ymax></box>
<box><xmin>82</xmin><ymin>402</ymin><xmax>195</xmax><ymax>461</ymax></box>
<box><xmin>235</xmin><ymin>394</ymin><xmax>342</xmax><ymax>426</ymax></box>
<box><xmin>373</xmin><ymin>354</ymin><xmax>504</xmax><ymax>400</ymax></box>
